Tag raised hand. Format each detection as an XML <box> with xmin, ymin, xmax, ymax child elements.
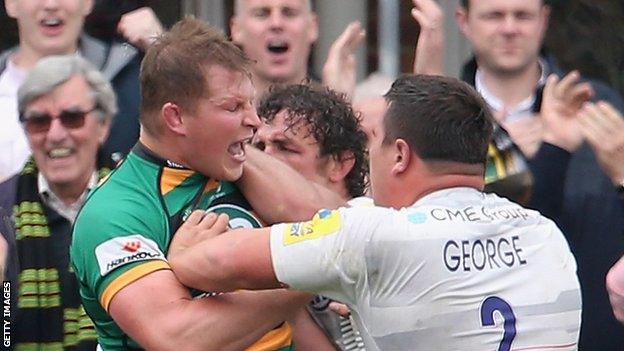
<box><xmin>117</xmin><ymin>7</ymin><xmax>164</xmax><ymax>51</ymax></box>
<box><xmin>578</xmin><ymin>101</ymin><xmax>624</xmax><ymax>185</ymax></box>
<box><xmin>411</xmin><ymin>0</ymin><xmax>445</xmax><ymax>75</ymax></box>
<box><xmin>322</xmin><ymin>21</ymin><xmax>366</xmax><ymax>99</ymax></box>
<box><xmin>540</xmin><ymin>72</ymin><xmax>594</xmax><ymax>152</ymax></box>
<box><xmin>503</xmin><ymin>117</ymin><xmax>544</xmax><ymax>159</ymax></box>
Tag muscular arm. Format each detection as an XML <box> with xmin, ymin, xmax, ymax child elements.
<box><xmin>109</xmin><ymin>268</ymin><xmax>309</xmax><ymax>351</ymax></box>
<box><xmin>169</xmin><ymin>208</ymin><xmax>355</xmax><ymax>298</ymax></box>
<box><xmin>170</xmin><ymin>226</ymin><xmax>278</xmax><ymax>293</ymax></box>
<box><xmin>238</xmin><ymin>147</ymin><xmax>345</xmax><ymax>224</ymax></box>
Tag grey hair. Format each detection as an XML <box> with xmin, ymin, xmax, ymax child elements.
<box><xmin>18</xmin><ymin>55</ymin><xmax>117</xmax><ymax>119</ymax></box>
<box><xmin>234</xmin><ymin>0</ymin><xmax>312</xmax><ymax>15</ymax></box>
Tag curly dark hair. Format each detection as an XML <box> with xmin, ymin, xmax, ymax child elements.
<box><xmin>257</xmin><ymin>83</ymin><xmax>368</xmax><ymax>198</ymax></box>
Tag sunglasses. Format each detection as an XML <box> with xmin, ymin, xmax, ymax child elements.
<box><xmin>20</xmin><ymin>106</ymin><xmax>98</xmax><ymax>134</ymax></box>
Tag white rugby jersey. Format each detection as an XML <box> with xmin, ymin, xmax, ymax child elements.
<box><xmin>270</xmin><ymin>187</ymin><xmax>581</xmax><ymax>351</ymax></box>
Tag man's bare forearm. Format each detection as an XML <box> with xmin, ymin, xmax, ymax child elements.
<box><xmin>238</xmin><ymin>147</ymin><xmax>345</xmax><ymax>224</ymax></box>
<box><xmin>110</xmin><ymin>270</ymin><xmax>311</xmax><ymax>351</ymax></box>
<box><xmin>178</xmin><ymin>289</ymin><xmax>311</xmax><ymax>351</ymax></box>
<box><xmin>170</xmin><ymin>227</ymin><xmax>279</xmax><ymax>292</ymax></box>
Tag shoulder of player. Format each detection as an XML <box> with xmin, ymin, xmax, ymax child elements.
<box><xmin>338</xmin><ymin>202</ymin><xmax>400</xmax><ymax>227</ymax></box>
<box><xmin>81</xmin><ymin>153</ymin><xmax>164</xmax><ymax>214</ymax></box>
<box><xmin>72</xmin><ymin>175</ymin><xmax>164</xmax><ymax>251</ymax></box>
<box><xmin>79</xmin><ymin>175</ymin><xmax>160</xmax><ymax>218</ymax></box>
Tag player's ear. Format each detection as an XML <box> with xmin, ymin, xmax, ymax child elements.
<box><xmin>161</xmin><ymin>102</ymin><xmax>186</xmax><ymax>136</ymax></box>
<box><xmin>391</xmin><ymin>138</ymin><xmax>410</xmax><ymax>175</ymax></box>
<box><xmin>327</xmin><ymin>151</ymin><xmax>356</xmax><ymax>184</ymax></box>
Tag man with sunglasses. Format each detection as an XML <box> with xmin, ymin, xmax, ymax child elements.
<box><xmin>0</xmin><ymin>54</ymin><xmax>116</xmax><ymax>350</ymax></box>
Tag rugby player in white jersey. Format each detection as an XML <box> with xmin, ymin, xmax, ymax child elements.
<box><xmin>167</xmin><ymin>75</ymin><xmax>582</xmax><ymax>350</ymax></box>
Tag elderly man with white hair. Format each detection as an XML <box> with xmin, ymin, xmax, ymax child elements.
<box><xmin>0</xmin><ymin>54</ymin><xmax>116</xmax><ymax>351</ymax></box>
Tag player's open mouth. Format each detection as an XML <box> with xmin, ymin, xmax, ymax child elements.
<box><xmin>228</xmin><ymin>137</ymin><xmax>252</xmax><ymax>161</ymax></box>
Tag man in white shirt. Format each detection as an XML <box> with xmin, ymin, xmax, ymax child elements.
<box><xmin>0</xmin><ymin>59</ymin><xmax>29</xmax><ymax>182</ymax></box>
<box><xmin>167</xmin><ymin>74</ymin><xmax>582</xmax><ymax>350</ymax></box>
<box><xmin>0</xmin><ymin>0</ymin><xmax>163</xmax><ymax>182</ymax></box>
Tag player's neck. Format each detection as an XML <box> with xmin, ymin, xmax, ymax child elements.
<box><xmin>397</xmin><ymin>163</ymin><xmax>485</xmax><ymax>208</ymax></box>
<box><xmin>139</xmin><ymin>132</ymin><xmax>188</xmax><ymax>168</ymax></box>
<box><xmin>479</xmin><ymin>61</ymin><xmax>541</xmax><ymax>110</ymax></box>
<box><xmin>416</xmin><ymin>175</ymin><xmax>484</xmax><ymax>200</ymax></box>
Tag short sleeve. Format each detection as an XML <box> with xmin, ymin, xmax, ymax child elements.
<box><xmin>70</xmin><ymin>196</ymin><xmax>170</xmax><ymax>311</ymax></box>
<box><xmin>270</xmin><ymin>206</ymin><xmax>390</xmax><ymax>304</ymax></box>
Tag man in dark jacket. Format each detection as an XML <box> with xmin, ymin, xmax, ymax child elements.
<box><xmin>456</xmin><ymin>0</ymin><xmax>624</xmax><ymax>348</ymax></box>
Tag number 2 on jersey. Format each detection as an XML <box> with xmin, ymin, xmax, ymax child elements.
<box><xmin>480</xmin><ymin>296</ymin><xmax>517</xmax><ymax>351</ymax></box>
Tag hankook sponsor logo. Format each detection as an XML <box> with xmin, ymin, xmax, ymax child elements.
<box><xmin>106</xmin><ymin>251</ymin><xmax>162</xmax><ymax>271</ymax></box>
<box><xmin>95</xmin><ymin>235</ymin><xmax>166</xmax><ymax>276</ymax></box>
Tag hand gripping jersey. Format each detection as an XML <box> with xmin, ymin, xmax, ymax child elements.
<box><xmin>70</xmin><ymin>143</ymin><xmax>293</xmax><ymax>351</ymax></box>
<box><xmin>270</xmin><ymin>188</ymin><xmax>581</xmax><ymax>351</ymax></box>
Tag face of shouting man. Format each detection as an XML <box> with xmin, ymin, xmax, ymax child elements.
<box><xmin>178</xmin><ymin>65</ymin><xmax>260</xmax><ymax>182</ymax></box>
<box><xmin>231</xmin><ymin>0</ymin><xmax>318</xmax><ymax>88</ymax></box>
<box><xmin>5</xmin><ymin>0</ymin><xmax>94</xmax><ymax>64</ymax></box>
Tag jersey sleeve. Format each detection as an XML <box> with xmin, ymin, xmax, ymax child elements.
<box><xmin>269</xmin><ymin>206</ymin><xmax>391</xmax><ymax>304</ymax></box>
<box><xmin>70</xmin><ymin>196</ymin><xmax>170</xmax><ymax>312</ymax></box>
